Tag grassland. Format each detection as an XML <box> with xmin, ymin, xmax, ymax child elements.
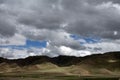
<box><xmin>0</xmin><ymin>72</ymin><xmax>120</xmax><ymax>80</ymax></box>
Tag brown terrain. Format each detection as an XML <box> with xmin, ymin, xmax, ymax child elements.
<box><xmin>0</xmin><ymin>52</ymin><xmax>120</xmax><ymax>76</ymax></box>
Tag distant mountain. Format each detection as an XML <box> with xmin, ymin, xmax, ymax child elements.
<box><xmin>0</xmin><ymin>52</ymin><xmax>120</xmax><ymax>76</ymax></box>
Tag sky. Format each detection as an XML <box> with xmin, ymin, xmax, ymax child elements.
<box><xmin>0</xmin><ymin>0</ymin><xmax>120</xmax><ymax>59</ymax></box>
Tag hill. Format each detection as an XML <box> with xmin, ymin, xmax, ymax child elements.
<box><xmin>0</xmin><ymin>52</ymin><xmax>120</xmax><ymax>76</ymax></box>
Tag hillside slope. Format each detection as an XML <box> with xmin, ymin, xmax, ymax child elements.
<box><xmin>0</xmin><ymin>52</ymin><xmax>120</xmax><ymax>76</ymax></box>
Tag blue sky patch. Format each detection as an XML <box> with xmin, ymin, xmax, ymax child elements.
<box><xmin>70</xmin><ymin>34</ymin><xmax>101</xmax><ymax>44</ymax></box>
<box><xmin>26</xmin><ymin>40</ymin><xmax>46</xmax><ymax>48</ymax></box>
<box><xmin>0</xmin><ymin>40</ymin><xmax>47</xmax><ymax>49</ymax></box>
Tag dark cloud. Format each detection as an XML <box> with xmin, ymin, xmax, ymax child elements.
<box><xmin>0</xmin><ymin>16</ymin><xmax>16</xmax><ymax>37</ymax></box>
<box><xmin>0</xmin><ymin>0</ymin><xmax>120</xmax><ymax>40</ymax></box>
<box><xmin>62</xmin><ymin>0</ymin><xmax>120</xmax><ymax>39</ymax></box>
<box><xmin>15</xmin><ymin>0</ymin><xmax>120</xmax><ymax>39</ymax></box>
<box><xmin>86</xmin><ymin>0</ymin><xmax>120</xmax><ymax>4</ymax></box>
<box><xmin>19</xmin><ymin>14</ymin><xmax>64</xmax><ymax>30</ymax></box>
<box><xmin>0</xmin><ymin>0</ymin><xmax>4</xmax><ymax>4</ymax></box>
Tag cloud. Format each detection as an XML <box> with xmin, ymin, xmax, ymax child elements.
<box><xmin>0</xmin><ymin>0</ymin><xmax>120</xmax><ymax>59</ymax></box>
<box><xmin>15</xmin><ymin>0</ymin><xmax>120</xmax><ymax>39</ymax></box>
<box><xmin>0</xmin><ymin>34</ymin><xmax>26</xmax><ymax>46</ymax></box>
<box><xmin>86</xmin><ymin>0</ymin><xmax>120</xmax><ymax>4</ymax></box>
<box><xmin>1</xmin><ymin>40</ymin><xmax>120</xmax><ymax>59</ymax></box>
<box><xmin>64</xmin><ymin>1</ymin><xmax>120</xmax><ymax>39</ymax></box>
<box><xmin>1</xmin><ymin>0</ymin><xmax>120</xmax><ymax>39</ymax></box>
<box><xmin>84</xmin><ymin>41</ymin><xmax>120</xmax><ymax>53</ymax></box>
<box><xmin>0</xmin><ymin>15</ymin><xmax>16</xmax><ymax>37</ymax></box>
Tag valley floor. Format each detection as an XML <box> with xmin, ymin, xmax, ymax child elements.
<box><xmin>0</xmin><ymin>72</ymin><xmax>120</xmax><ymax>80</ymax></box>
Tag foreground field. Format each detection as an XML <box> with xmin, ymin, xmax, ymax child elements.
<box><xmin>0</xmin><ymin>72</ymin><xmax>120</xmax><ymax>80</ymax></box>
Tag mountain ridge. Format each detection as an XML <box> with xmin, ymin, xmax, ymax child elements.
<box><xmin>0</xmin><ymin>52</ymin><xmax>120</xmax><ymax>76</ymax></box>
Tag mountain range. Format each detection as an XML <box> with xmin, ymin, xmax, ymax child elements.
<box><xmin>0</xmin><ymin>52</ymin><xmax>120</xmax><ymax>76</ymax></box>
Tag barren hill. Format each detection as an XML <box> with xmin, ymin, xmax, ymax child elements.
<box><xmin>0</xmin><ymin>52</ymin><xmax>120</xmax><ymax>76</ymax></box>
